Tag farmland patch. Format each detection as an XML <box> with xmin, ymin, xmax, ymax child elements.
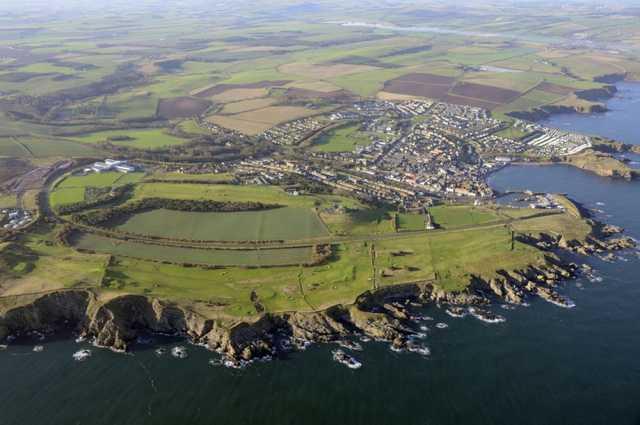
<box><xmin>156</xmin><ymin>96</ymin><xmax>212</xmax><ymax>119</ymax></box>
<box><xmin>280</xmin><ymin>62</ymin><xmax>379</xmax><ymax>79</ymax></box>
<box><xmin>193</xmin><ymin>80</ymin><xmax>291</xmax><ymax>98</ymax></box>
<box><xmin>450</xmin><ymin>82</ymin><xmax>521</xmax><ymax>104</ymax></box>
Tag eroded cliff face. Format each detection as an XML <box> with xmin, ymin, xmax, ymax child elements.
<box><xmin>0</xmin><ymin>285</ymin><xmax>475</xmax><ymax>359</ymax></box>
<box><xmin>0</xmin><ymin>228</ymin><xmax>634</xmax><ymax>361</ymax></box>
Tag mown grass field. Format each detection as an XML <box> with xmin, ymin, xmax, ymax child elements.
<box><xmin>321</xmin><ymin>207</ymin><xmax>395</xmax><ymax>236</ymax></box>
<box><xmin>72</xmin><ymin>232</ymin><xmax>315</xmax><ymax>267</ymax></box>
<box><xmin>112</xmin><ymin>207</ymin><xmax>329</xmax><ymax>241</ymax></box>
<box><xmin>430</xmin><ymin>205</ymin><xmax>500</xmax><ymax>229</ymax></box>
<box><xmin>376</xmin><ymin>226</ymin><xmax>544</xmax><ymax>291</ymax></box>
<box><xmin>0</xmin><ymin>225</ymin><xmax>110</xmax><ymax>296</ymax></box>
<box><xmin>397</xmin><ymin>213</ymin><xmax>426</xmax><ymax>231</ymax></box>
<box><xmin>312</xmin><ymin>123</ymin><xmax>373</xmax><ymax>153</ymax></box>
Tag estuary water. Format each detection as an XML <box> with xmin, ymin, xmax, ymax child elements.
<box><xmin>2</xmin><ymin>95</ymin><xmax>640</xmax><ymax>425</ymax></box>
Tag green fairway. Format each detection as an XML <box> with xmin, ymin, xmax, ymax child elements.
<box><xmin>96</xmin><ymin>240</ymin><xmax>372</xmax><ymax>316</ymax></box>
<box><xmin>112</xmin><ymin>207</ymin><xmax>329</xmax><ymax>241</ymax></box>
<box><xmin>397</xmin><ymin>213</ymin><xmax>426</xmax><ymax>231</ymax></box>
<box><xmin>429</xmin><ymin>205</ymin><xmax>500</xmax><ymax>229</ymax></box>
<box><xmin>72</xmin><ymin>232</ymin><xmax>315</xmax><ymax>267</ymax></box>
<box><xmin>321</xmin><ymin>207</ymin><xmax>395</xmax><ymax>236</ymax></box>
<box><xmin>376</xmin><ymin>226</ymin><xmax>543</xmax><ymax>291</ymax></box>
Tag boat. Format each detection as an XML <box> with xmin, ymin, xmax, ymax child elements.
<box><xmin>33</xmin><ymin>345</ymin><xmax>44</xmax><ymax>353</ymax></box>
<box><xmin>171</xmin><ymin>346</ymin><xmax>188</xmax><ymax>359</ymax></box>
<box><xmin>331</xmin><ymin>349</ymin><xmax>362</xmax><ymax>369</ymax></box>
<box><xmin>72</xmin><ymin>349</ymin><xmax>92</xmax><ymax>362</ymax></box>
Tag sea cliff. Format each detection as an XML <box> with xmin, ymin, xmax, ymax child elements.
<box><xmin>1</xmin><ymin>224</ymin><xmax>633</xmax><ymax>362</ymax></box>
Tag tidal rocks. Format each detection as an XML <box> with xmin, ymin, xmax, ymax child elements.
<box><xmin>536</xmin><ymin>287</ymin><xmax>575</xmax><ymax>308</ymax></box>
<box><xmin>468</xmin><ymin>307</ymin><xmax>506</xmax><ymax>324</ymax></box>
<box><xmin>445</xmin><ymin>307</ymin><xmax>467</xmax><ymax>318</ymax></box>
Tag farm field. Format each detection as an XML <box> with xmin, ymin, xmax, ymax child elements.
<box><xmin>50</xmin><ymin>172</ymin><xmax>144</xmax><ymax>207</ymax></box>
<box><xmin>147</xmin><ymin>172</ymin><xmax>234</xmax><ymax>182</ymax></box>
<box><xmin>133</xmin><ymin>182</ymin><xmax>363</xmax><ymax>210</ymax></box>
<box><xmin>57</xmin><ymin>172</ymin><xmax>144</xmax><ymax>190</ymax></box>
<box><xmin>111</xmin><ymin>207</ymin><xmax>329</xmax><ymax>241</ymax></box>
<box><xmin>207</xmin><ymin>105</ymin><xmax>322</xmax><ymax>135</ymax></box>
<box><xmin>220</xmin><ymin>98</ymin><xmax>277</xmax><ymax>114</ymax></box>
<box><xmin>0</xmin><ymin>136</ymin><xmax>101</xmax><ymax>158</ymax></box>
<box><xmin>177</xmin><ymin>119</ymin><xmax>210</xmax><ymax>135</ymax></box>
<box><xmin>71</xmin><ymin>129</ymin><xmax>189</xmax><ymax>149</ymax></box>
<box><xmin>0</xmin><ymin>194</ymin><xmax>16</xmax><ymax>209</ymax></box>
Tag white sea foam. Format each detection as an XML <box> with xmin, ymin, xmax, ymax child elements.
<box><xmin>468</xmin><ymin>308</ymin><xmax>506</xmax><ymax>324</ymax></box>
<box><xmin>171</xmin><ymin>346</ymin><xmax>188</xmax><ymax>359</ymax></box>
<box><xmin>72</xmin><ymin>349</ymin><xmax>92</xmax><ymax>362</ymax></box>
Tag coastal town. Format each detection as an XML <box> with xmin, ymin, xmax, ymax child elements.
<box><xmin>233</xmin><ymin>99</ymin><xmax>595</xmax><ymax>207</ymax></box>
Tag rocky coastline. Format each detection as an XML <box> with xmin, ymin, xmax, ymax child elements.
<box><xmin>561</xmin><ymin>150</ymin><xmax>638</xmax><ymax>180</ymax></box>
<box><xmin>0</xmin><ymin>222</ymin><xmax>634</xmax><ymax>363</ymax></box>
